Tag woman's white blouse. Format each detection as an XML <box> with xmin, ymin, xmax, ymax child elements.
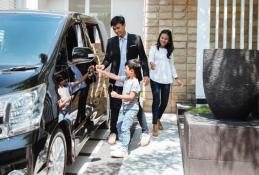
<box><xmin>148</xmin><ymin>46</ymin><xmax>178</xmax><ymax>84</ymax></box>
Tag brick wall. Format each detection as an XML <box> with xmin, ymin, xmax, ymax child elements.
<box><xmin>143</xmin><ymin>0</ymin><xmax>197</xmax><ymax>112</ymax></box>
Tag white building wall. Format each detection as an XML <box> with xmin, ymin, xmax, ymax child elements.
<box><xmin>111</xmin><ymin>0</ymin><xmax>144</xmax><ymax>37</ymax></box>
<box><xmin>15</xmin><ymin>0</ymin><xmax>26</xmax><ymax>9</ymax></box>
<box><xmin>0</xmin><ymin>0</ymin><xmax>16</xmax><ymax>10</ymax></box>
<box><xmin>38</xmin><ymin>0</ymin><xmax>48</xmax><ymax>10</ymax></box>
<box><xmin>25</xmin><ymin>0</ymin><xmax>38</xmax><ymax>9</ymax></box>
<box><xmin>12</xmin><ymin>0</ymin><xmax>144</xmax><ymax>38</ymax></box>
<box><xmin>38</xmin><ymin>0</ymin><xmax>68</xmax><ymax>11</ymax></box>
<box><xmin>195</xmin><ymin>0</ymin><xmax>211</xmax><ymax>100</ymax></box>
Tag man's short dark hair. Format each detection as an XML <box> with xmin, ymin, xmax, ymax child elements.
<box><xmin>125</xmin><ymin>59</ymin><xmax>141</xmax><ymax>74</ymax></box>
<box><xmin>111</xmin><ymin>16</ymin><xmax>125</xmax><ymax>26</ymax></box>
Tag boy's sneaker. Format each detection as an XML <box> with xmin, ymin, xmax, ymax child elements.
<box><xmin>110</xmin><ymin>142</ymin><xmax>122</xmax><ymax>151</ymax></box>
<box><xmin>108</xmin><ymin>133</ymin><xmax>116</xmax><ymax>145</ymax></box>
<box><xmin>110</xmin><ymin>148</ymin><xmax>128</xmax><ymax>158</ymax></box>
<box><xmin>140</xmin><ymin>132</ymin><xmax>150</xmax><ymax>146</ymax></box>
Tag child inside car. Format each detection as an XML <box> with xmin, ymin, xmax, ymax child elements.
<box><xmin>55</xmin><ymin>65</ymin><xmax>95</xmax><ymax>110</ymax></box>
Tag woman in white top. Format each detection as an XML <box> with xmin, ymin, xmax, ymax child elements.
<box><xmin>149</xmin><ymin>29</ymin><xmax>182</xmax><ymax>136</ymax></box>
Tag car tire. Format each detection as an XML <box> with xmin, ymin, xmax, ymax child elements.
<box><xmin>46</xmin><ymin>129</ymin><xmax>67</xmax><ymax>175</ymax></box>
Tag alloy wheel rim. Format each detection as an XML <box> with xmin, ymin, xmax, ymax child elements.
<box><xmin>48</xmin><ymin>136</ymin><xmax>66</xmax><ymax>175</ymax></box>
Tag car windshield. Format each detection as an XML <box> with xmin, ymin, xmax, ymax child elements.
<box><xmin>0</xmin><ymin>13</ymin><xmax>65</xmax><ymax>66</ymax></box>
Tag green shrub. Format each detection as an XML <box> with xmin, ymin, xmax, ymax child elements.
<box><xmin>187</xmin><ymin>105</ymin><xmax>212</xmax><ymax>114</ymax></box>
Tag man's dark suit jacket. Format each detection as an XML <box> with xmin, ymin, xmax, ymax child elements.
<box><xmin>102</xmin><ymin>33</ymin><xmax>149</xmax><ymax>84</ymax></box>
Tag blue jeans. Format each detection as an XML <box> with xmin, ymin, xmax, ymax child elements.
<box><xmin>117</xmin><ymin>109</ymin><xmax>138</xmax><ymax>150</ymax></box>
<box><xmin>150</xmin><ymin>79</ymin><xmax>171</xmax><ymax>124</ymax></box>
<box><xmin>110</xmin><ymin>85</ymin><xmax>149</xmax><ymax>134</ymax></box>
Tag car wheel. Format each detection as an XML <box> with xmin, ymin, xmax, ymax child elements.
<box><xmin>46</xmin><ymin>129</ymin><xmax>67</xmax><ymax>175</ymax></box>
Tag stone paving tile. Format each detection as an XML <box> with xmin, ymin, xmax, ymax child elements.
<box><xmin>118</xmin><ymin>113</ymin><xmax>184</xmax><ymax>175</ymax></box>
<box><xmin>66</xmin><ymin>113</ymin><xmax>183</xmax><ymax>175</ymax></box>
<box><xmin>66</xmin><ymin>154</ymin><xmax>92</xmax><ymax>174</ymax></box>
<box><xmin>66</xmin><ymin>130</ymin><xmax>124</xmax><ymax>175</ymax></box>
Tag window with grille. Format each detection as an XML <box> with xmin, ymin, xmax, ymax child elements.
<box><xmin>210</xmin><ymin>0</ymin><xmax>259</xmax><ymax>49</ymax></box>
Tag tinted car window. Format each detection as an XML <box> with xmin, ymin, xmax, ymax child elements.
<box><xmin>86</xmin><ymin>24</ymin><xmax>104</xmax><ymax>52</ymax></box>
<box><xmin>0</xmin><ymin>13</ymin><xmax>65</xmax><ymax>66</ymax></box>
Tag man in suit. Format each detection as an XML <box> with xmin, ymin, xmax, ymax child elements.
<box><xmin>96</xmin><ymin>16</ymin><xmax>150</xmax><ymax>146</ymax></box>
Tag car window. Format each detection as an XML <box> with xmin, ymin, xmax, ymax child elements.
<box><xmin>85</xmin><ymin>24</ymin><xmax>104</xmax><ymax>52</ymax></box>
<box><xmin>75</xmin><ymin>25</ymin><xmax>85</xmax><ymax>47</ymax></box>
<box><xmin>56</xmin><ymin>38</ymin><xmax>69</xmax><ymax>71</ymax></box>
<box><xmin>66</xmin><ymin>24</ymin><xmax>88</xmax><ymax>61</ymax></box>
<box><xmin>81</xmin><ymin>22</ymin><xmax>92</xmax><ymax>48</ymax></box>
<box><xmin>66</xmin><ymin>26</ymin><xmax>78</xmax><ymax>61</ymax></box>
<box><xmin>0</xmin><ymin>13</ymin><xmax>64</xmax><ymax>66</ymax></box>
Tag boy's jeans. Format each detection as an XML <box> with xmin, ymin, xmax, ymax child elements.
<box><xmin>109</xmin><ymin>85</ymin><xmax>149</xmax><ymax>134</ymax></box>
<box><xmin>117</xmin><ymin>109</ymin><xmax>138</xmax><ymax>150</ymax></box>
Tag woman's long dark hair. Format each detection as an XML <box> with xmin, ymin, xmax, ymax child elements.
<box><xmin>156</xmin><ymin>29</ymin><xmax>174</xmax><ymax>58</ymax></box>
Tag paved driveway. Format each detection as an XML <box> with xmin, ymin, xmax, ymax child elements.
<box><xmin>65</xmin><ymin>113</ymin><xmax>183</xmax><ymax>175</ymax></box>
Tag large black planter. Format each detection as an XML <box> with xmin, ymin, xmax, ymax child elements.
<box><xmin>203</xmin><ymin>49</ymin><xmax>259</xmax><ymax>119</ymax></box>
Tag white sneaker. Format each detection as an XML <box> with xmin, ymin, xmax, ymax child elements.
<box><xmin>140</xmin><ymin>132</ymin><xmax>150</xmax><ymax>146</ymax></box>
<box><xmin>108</xmin><ymin>133</ymin><xmax>116</xmax><ymax>145</ymax></box>
<box><xmin>110</xmin><ymin>142</ymin><xmax>122</xmax><ymax>151</ymax></box>
<box><xmin>110</xmin><ymin>148</ymin><xmax>128</xmax><ymax>158</ymax></box>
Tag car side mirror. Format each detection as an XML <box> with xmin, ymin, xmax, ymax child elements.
<box><xmin>72</xmin><ymin>47</ymin><xmax>95</xmax><ymax>64</ymax></box>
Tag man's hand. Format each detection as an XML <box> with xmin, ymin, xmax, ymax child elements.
<box><xmin>96</xmin><ymin>64</ymin><xmax>105</xmax><ymax>70</ymax></box>
<box><xmin>111</xmin><ymin>91</ymin><xmax>118</xmax><ymax>98</ymax></box>
<box><xmin>143</xmin><ymin>76</ymin><xmax>150</xmax><ymax>86</ymax></box>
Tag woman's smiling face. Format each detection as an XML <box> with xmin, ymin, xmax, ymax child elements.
<box><xmin>159</xmin><ymin>33</ymin><xmax>169</xmax><ymax>48</ymax></box>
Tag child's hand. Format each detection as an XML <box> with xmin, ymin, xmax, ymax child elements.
<box><xmin>96</xmin><ymin>67</ymin><xmax>106</xmax><ymax>75</ymax></box>
<box><xmin>57</xmin><ymin>99</ymin><xmax>66</xmax><ymax>108</ymax></box>
<box><xmin>96</xmin><ymin>64</ymin><xmax>105</xmax><ymax>70</ymax></box>
<box><xmin>96</xmin><ymin>67</ymin><xmax>102</xmax><ymax>72</ymax></box>
<box><xmin>87</xmin><ymin>65</ymin><xmax>95</xmax><ymax>73</ymax></box>
<box><xmin>111</xmin><ymin>91</ymin><xmax>118</xmax><ymax>98</ymax></box>
<box><xmin>96</xmin><ymin>66</ymin><xmax>103</xmax><ymax>72</ymax></box>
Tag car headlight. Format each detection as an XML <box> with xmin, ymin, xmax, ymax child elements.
<box><xmin>0</xmin><ymin>84</ymin><xmax>46</xmax><ymax>139</ymax></box>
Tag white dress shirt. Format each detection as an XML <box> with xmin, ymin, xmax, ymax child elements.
<box><xmin>115</xmin><ymin>33</ymin><xmax>128</xmax><ymax>87</ymax></box>
<box><xmin>148</xmin><ymin>45</ymin><xmax>178</xmax><ymax>84</ymax></box>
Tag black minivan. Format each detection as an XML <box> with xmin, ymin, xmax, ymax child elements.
<box><xmin>0</xmin><ymin>10</ymin><xmax>109</xmax><ymax>174</ymax></box>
